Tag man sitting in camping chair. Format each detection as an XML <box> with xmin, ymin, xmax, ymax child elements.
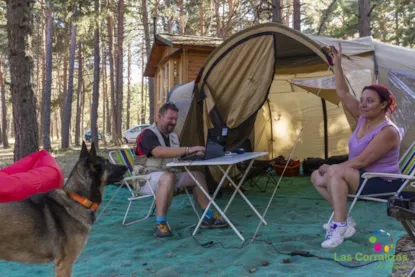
<box><xmin>311</xmin><ymin>43</ymin><xmax>404</xmax><ymax>248</ymax></box>
<box><xmin>134</xmin><ymin>102</ymin><xmax>228</xmax><ymax>238</ymax></box>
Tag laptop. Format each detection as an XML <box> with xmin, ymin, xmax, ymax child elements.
<box><xmin>178</xmin><ymin>127</ymin><xmax>228</xmax><ymax>161</ymax></box>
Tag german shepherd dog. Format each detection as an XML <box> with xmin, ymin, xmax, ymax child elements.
<box><xmin>0</xmin><ymin>142</ymin><xmax>127</xmax><ymax>277</ymax></box>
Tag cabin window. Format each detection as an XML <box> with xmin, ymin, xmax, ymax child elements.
<box><xmin>163</xmin><ymin>63</ymin><xmax>169</xmax><ymax>102</ymax></box>
<box><xmin>173</xmin><ymin>60</ymin><xmax>180</xmax><ymax>86</ymax></box>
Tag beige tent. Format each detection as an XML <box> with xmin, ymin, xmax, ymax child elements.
<box><xmin>167</xmin><ymin>23</ymin><xmax>415</xmax><ymax>180</ymax></box>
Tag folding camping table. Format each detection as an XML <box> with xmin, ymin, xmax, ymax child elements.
<box><xmin>166</xmin><ymin>152</ymin><xmax>268</xmax><ymax>241</ymax></box>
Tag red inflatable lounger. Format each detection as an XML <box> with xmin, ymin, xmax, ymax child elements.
<box><xmin>0</xmin><ymin>150</ymin><xmax>64</xmax><ymax>203</ymax></box>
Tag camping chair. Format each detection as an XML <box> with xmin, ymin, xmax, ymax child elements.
<box><xmin>99</xmin><ymin>149</ymin><xmax>200</xmax><ymax>226</ymax></box>
<box><xmin>236</xmin><ymin>159</ymin><xmax>279</xmax><ymax>192</ymax></box>
<box><xmin>96</xmin><ymin>148</ymin><xmax>154</xmax><ymax>226</ymax></box>
<box><xmin>327</xmin><ymin>141</ymin><xmax>415</xmax><ymax>225</ymax></box>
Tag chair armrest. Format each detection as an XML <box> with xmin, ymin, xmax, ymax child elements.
<box><xmin>123</xmin><ymin>175</ymin><xmax>151</xmax><ymax>181</ymax></box>
<box><xmin>362</xmin><ymin>172</ymin><xmax>415</xmax><ymax>180</ymax></box>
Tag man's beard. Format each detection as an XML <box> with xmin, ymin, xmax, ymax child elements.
<box><xmin>166</xmin><ymin>125</ymin><xmax>175</xmax><ymax>132</ymax></box>
<box><xmin>162</xmin><ymin>124</ymin><xmax>175</xmax><ymax>134</ymax></box>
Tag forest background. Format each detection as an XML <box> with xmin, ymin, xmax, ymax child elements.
<box><xmin>0</xmin><ymin>0</ymin><xmax>414</xmax><ymax>161</ymax></box>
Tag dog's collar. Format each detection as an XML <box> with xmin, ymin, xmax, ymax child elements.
<box><xmin>67</xmin><ymin>192</ymin><xmax>100</xmax><ymax>212</ymax></box>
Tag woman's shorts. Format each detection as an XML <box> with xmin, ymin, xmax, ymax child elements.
<box><xmin>357</xmin><ymin>169</ymin><xmax>404</xmax><ymax>196</ymax></box>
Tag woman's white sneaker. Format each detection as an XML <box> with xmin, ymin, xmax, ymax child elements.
<box><xmin>323</xmin><ymin>217</ymin><xmax>356</xmax><ymax>238</ymax></box>
<box><xmin>321</xmin><ymin>223</ymin><xmax>350</xmax><ymax>248</ymax></box>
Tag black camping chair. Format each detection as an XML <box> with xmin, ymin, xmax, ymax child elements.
<box><xmin>237</xmin><ymin>159</ymin><xmax>280</xmax><ymax>192</ymax></box>
<box><xmin>233</xmin><ymin>139</ymin><xmax>280</xmax><ymax>192</ymax></box>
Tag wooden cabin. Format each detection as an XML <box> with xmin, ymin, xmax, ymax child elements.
<box><xmin>144</xmin><ymin>34</ymin><xmax>223</xmax><ymax>119</ymax></box>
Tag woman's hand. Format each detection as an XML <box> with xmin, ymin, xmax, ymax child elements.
<box><xmin>329</xmin><ymin>42</ymin><xmax>342</xmax><ymax>66</ymax></box>
<box><xmin>318</xmin><ymin>164</ymin><xmax>330</xmax><ymax>176</ymax></box>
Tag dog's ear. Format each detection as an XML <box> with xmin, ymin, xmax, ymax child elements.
<box><xmin>80</xmin><ymin>141</ymin><xmax>89</xmax><ymax>159</ymax></box>
<box><xmin>89</xmin><ymin>142</ymin><xmax>97</xmax><ymax>162</ymax></box>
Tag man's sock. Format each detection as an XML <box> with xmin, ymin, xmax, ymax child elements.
<box><xmin>156</xmin><ymin>216</ymin><xmax>167</xmax><ymax>224</ymax></box>
<box><xmin>203</xmin><ymin>209</ymin><xmax>214</xmax><ymax>220</ymax></box>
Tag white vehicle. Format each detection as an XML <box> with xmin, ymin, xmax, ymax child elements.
<box><xmin>122</xmin><ymin>124</ymin><xmax>150</xmax><ymax>144</ymax></box>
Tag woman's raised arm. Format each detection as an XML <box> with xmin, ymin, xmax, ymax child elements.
<box><xmin>329</xmin><ymin>43</ymin><xmax>360</xmax><ymax>118</ymax></box>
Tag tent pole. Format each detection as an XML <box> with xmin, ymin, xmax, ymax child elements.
<box><xmin>373</xmin><ymin>50</ymin><xmax>379</xmax><ymax>84</ymax></box>
<box><xmin>321</xmin><ymin>98</ymin><xmax>328</xmax><ymax>159</ymax></box>
<box><xmin>267</xmin><ymin>99</ymin><xmax>274</xmax><ymax>159</ymax></box>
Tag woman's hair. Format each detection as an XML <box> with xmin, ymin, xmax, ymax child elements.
<box><xmin>362</xmin><ymin>85</ymin><xmax>397</xmax><ymax>114</ymax></box>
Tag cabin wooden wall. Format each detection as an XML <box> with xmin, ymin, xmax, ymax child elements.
<box><xmin>186</xmin><ymin>50</ymin><xmax>211</xmax><ymax>82</ymax></box>
<box><xmin>153</xmin><ymin>48</ymin><xmax>213</xmax><ymax>119</ymax></box>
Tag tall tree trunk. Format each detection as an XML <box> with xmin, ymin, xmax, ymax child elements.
<box><xmin>52</xmin><ymin>110</ymin><xmax>59</xmax><ymax>141</ymax></box>
<box><xmin>8</xmin><ymin>118</ymin><xmax>13</xmax><ymax>138</ymax></box>
<box><xmin>42</xmin><ymin>7</ymin><xmax>53</xmax><ymax>151</ymax></box>
<box><xmin>102</xmin><ymin>59</ymin><xmax>106</xmax><ymax>146</ymax></box>
<box><xmin>102</xmin><ymin>72</ymin><xmax>106</xmax><ymax>146</ymax></box>
<box><xmin>107</xmin><ymin>0</ymin><xmax>117</xmax><ymax>141</ymax></box>
<box><xmin>224</xmin><ymin>0</ymin><xmax>233</xmax><ymax>37</ymax></box>
<box><xmin>6</xmin><ymin>0</ymin><xmax>39</xmax><ymax>161</ymax></box>
<box><xmin>36</xmin><ymin>7</ymin><xmax>43</xmax><ymax>144</ymax></box>
<box><xmin>142</xmin><ymin>0</ymin><xmax>155</xmax><ymax>123</ymax></box>
<box><xmin>101</xmin><ymin>42</ymin><xmax>106</xmax><ymax>144</ymax></box>
<box><xmin>293</xmin><ymin>0</ymin><xmax>301</xmax><ymax>30</ymax></box>
<box><xmin>81</xmin><ymin>80</ymin><xmax>86</xmax><ymax>140</ymax></box>
<box><xmin>115</xmin><ymin>0</ymin><xmax>124</xmax><ymax>144</ymax></box>
<box><xmin>144</xmin><ymin>80</ymin><xmax>148</xmax><ymax>122</ymax></box>
<box><xmin>55</xmin><ymin>112</ymin><xmax>59</xmax><ymax>140</ymax></box>
<box><xmin>214</xmin><ymin>0</ymin><xmax>221</xmax><ymax>36</ymax></box>
<box><xmin>39</xmin><ymin>3</ymin><xmax>46</xmax><ymax>145</ymax></box>
<box><xmin>36</xmin><ymin>10</ymin><xmax>41</xmax><ymax>112</ymax></box>
<box><xmin>105</xmin><ymin>87</ymin><xmax>111</xmax><ymax>140</ymax></box>
<box><xmin>75</xmin><ymin>42</ymin><xmax>83</xmax><ymax>147</ymax></box>
<box><xmin>62</xmin><ymin>9</ymin><xmax>77</xmax><ymax>149</ymax></box>
<box><xmin>178</xmin><ymin>0</ymin><xmax>186</xmax><ymax>34</ymax></box>
<box><xmin>87</xmin><ymin>83</ymin><xmax>91</xmax><ymax>131</ymax></box>
<box><xmin>394</xmin><ymin>1</ymin><xmax>400</xmax><ymax>45</ymax></box>
<box><xmin>55</xmin><ymin>57</ymin><xmax>61</xmax><ymax>141</ymax></box>
<box><xmin>103</xmin><ymin>46</ymin><xmax>111</xmax><ymax>137</ymax></box>
<box><xmin>61</xmin><ymin>52</ymin><xmax>68</xmax><ymax>138</ymax></box>
<box><xmin>141</xmin><ymin>41</ymin><xmax>145</xmax><ymax>124</ymax></box>
<box><xmin>126</xmin><ymin>43</ymin><xmax>131</xmax><ymax>130</ymax></box>
<box><xmin>200</xmin><ymin>7</ymin><xmax>204</xmax><ymax>35</ymax></box>
<box><xmin>91</xmin><ymin>0</ymin><xmax>100</xmax><ymax>149</ymax></box>
<box><xmin>285</xmin><ymin>1</ymin><xmax>291</xmax><ymax>26</ymax></box>
<box><xmin>272</xmin><ymin>0</ymin><xmax>282</xmax><ymax>23</ymax></box>
<box><xmin>0</xmin><ymin>57</ymin><xmax>9</xmax><ymax>148</ymax></box>
<box><xmin>358</xmin><ymin>0</ymin><xmax>371</xmax><ymax>37</ymax></box>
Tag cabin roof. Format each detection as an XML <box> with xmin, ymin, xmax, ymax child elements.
<box><xmin>144</xmin><ymin>34</ymin><xmax>223</xmax><ymax>77</ymax></box>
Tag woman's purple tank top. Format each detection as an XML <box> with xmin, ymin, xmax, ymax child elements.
<box><xmin>348</xmin><ymin>116</ymin><xmax>401</xmax><ymax>174</ymax></box>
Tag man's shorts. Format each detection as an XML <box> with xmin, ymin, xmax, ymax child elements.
<box><xmin>138</xmin><ymin>171</ymin><xmax>189</xmax><ymax>195</ymax></box>
<box><xmin>357</xmin><ymin>169</ymin><xmax>404</xmax><ymax>196</ymax></box>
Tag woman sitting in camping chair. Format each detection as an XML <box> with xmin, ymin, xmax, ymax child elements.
<box><xmin>311</xmin><ymin>43</ymin><xmax>403</xmax><ymax>248</ymax></box>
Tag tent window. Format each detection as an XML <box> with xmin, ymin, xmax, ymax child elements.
<box><xmin>388</xmin><ymin>70</ymin><xmax>415</xmax><ymax>136</ymax></box>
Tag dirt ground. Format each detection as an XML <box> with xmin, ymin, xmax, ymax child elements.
<box><xmin>0</xmin><ymin>141</ymin><xmax>132</xmax><ymax>176</ymax></box>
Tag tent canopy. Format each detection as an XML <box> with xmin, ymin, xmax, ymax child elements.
<box><xmin>167</xmin><ymin>23</ymin><xmax>415</xmax><ymax>168</ymax></box>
